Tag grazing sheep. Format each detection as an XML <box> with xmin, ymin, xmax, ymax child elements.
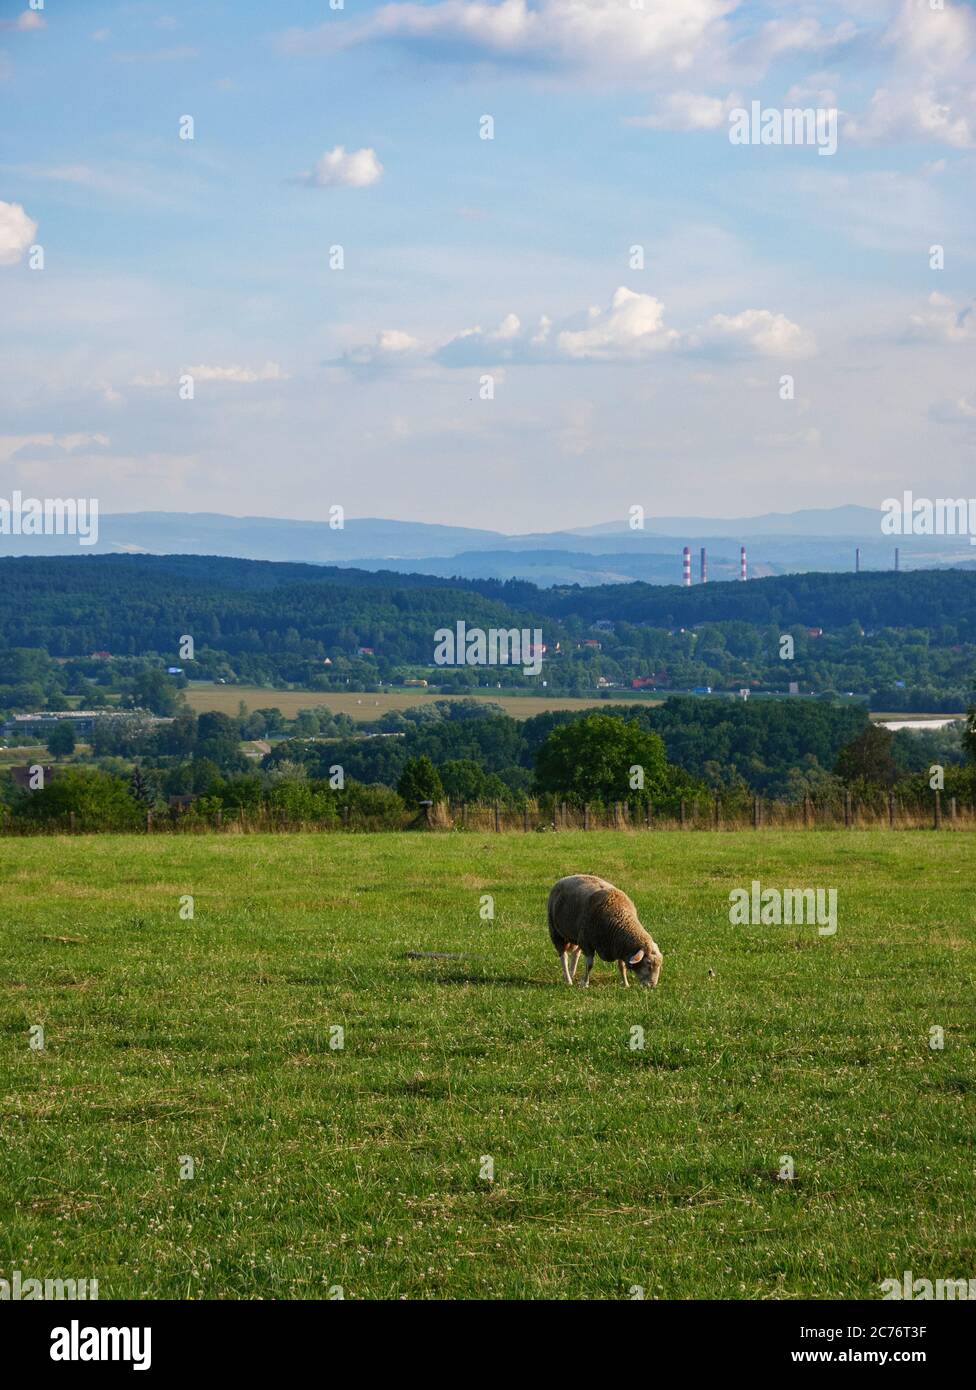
<box><xmin>547</xmin><ymin>874</ymin><xmax>663</xmax><ymax>989</ymax></box>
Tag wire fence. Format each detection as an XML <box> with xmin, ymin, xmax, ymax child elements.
<box><xmin>1</xmin><ymin>790</ymin><xmax>972</xmax><ymax>835</ymax></box>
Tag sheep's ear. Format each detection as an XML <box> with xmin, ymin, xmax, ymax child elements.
<box><xmin>628</xmin><ymin>950</ymin><xmax>644</xmax><ymax>964</ymax></box>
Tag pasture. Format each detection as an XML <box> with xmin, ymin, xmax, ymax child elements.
<box><xmin>181</xmin><ymin>682</ymin><xmax>656</xmax><ymax>722</ymax></box>
<box><xmin>0</xmin><ymin>832</ymin><xmax>973</xmax><ymax>1299</ymax></box>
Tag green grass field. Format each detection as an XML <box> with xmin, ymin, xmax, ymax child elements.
<box><xmin>1</xmin><ymin>831</ymin><xmax>973</xmax><ymax>1300</ymax></box>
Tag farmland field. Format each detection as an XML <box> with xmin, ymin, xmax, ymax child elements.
<box><xmin>1</xmin><ymin>831</ymin><xmax>973</xmax><ymax>1300</ymax></box>
<box><xmin>182</xmin><ymin>683</ymin><xmax>658</xmax><ymax>721</ymax></box>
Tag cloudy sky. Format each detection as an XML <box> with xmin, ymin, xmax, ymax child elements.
<box><xmin>1</xmin><ymin>0</ymin><xmax>974</xmax><ymax>532</ymax></box>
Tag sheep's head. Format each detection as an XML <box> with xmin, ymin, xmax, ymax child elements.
<box><xmin>626</xmin><ymin>945</ymin><xmax>663</xmax><ymax>988</ymax></box>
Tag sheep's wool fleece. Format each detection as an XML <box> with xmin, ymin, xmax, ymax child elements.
<box><xmin>548</xmin><ymin>874</ymin><xmax>656</xmax><ymax>962</ymax></box>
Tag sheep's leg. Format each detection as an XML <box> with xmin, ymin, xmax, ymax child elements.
<box><xmin>561</xmin><ymin>949</ymin><xmax>575</xmax><ymax>986</ymax></box>
<box><xmin>582</xmin><ymin>954</ymin><xmax>595</xmax><ymax>987</ymax></box>
<box><xmin>568</xmin><ymin>945</ymin><xmax>581</xmax><ymax>982</ymax></box>
<box><xmin>618</xmin><ymin>959</ymin><xmax>630</xmax><ymax>988</ymax></box>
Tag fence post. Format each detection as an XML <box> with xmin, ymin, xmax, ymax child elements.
<box><xmin>146</xmin><ymin>810</ymin><xmax>153</xmax><ymax>834</ymax></box>
<box><xmin>888</xmin><ymin>791</ymin><xmax>896</xmax><ymax>829</ymax></box>
<box><xmin>645</xmin><ymin>803</ymin><xmax>651</xmax><ymax>830</ymax></box>
<box><xmin>494</xmin><ymin>802</ymin><xmax>501</xmax><ymax>832</ymax></box>
<box><xmin>583</xmin><ymin>803</ymin><xmax>589</xmax><ymax>831</ymax></box>
<box><xmin>950</xmin><ymin>795</ymin><xmax>957</xmax><ymax>825</ymax></box>
<box><xmin>680</xmin><ymin>798</ymin><xmax>687</xmax><ymax>828</ymax></box>
<box><xmin>560</xmin><ymin>801</ymin><xmax>567</xmax><ymax>830</ymax></box>
<box><xmin>753</xmin><ymin>796</ymin><xmax>761</xmax><ymax>830</ymax></box>
<box><xmin>844</xmin><ymin>790</ymin><xmax>851</xmax><ymax>828</ymax></box>
<box><xmin>68</xmin><ymin>811</ymin><xmax>76</xmax><ymax>833</ymax></box>
<box><xmin>523</xmin><ymin>806</ymin><xmax>529</xmax><ymax>833</ymax></box>
<box><xmin>614</xmin><ymin>801</ymin><xmax>622</xmax><ymax>829</ymax></box>
<box><xmin>342</xmin><ymin>804</ymin><xmax>350</xmax><ymax>829</ymax></box>
<box><xmin>803</xmin><ymin>794</ymin><xmax>811</xmax><ymax>829</ymax></box>
<box><xmin>713</xmin><ymin>796</ymin><xmax>720</xmax><ymax>830</ymax></box>
<box><xmin>934</xmin><ymin>790</ymin><xmax>942</xmax><ymax>830</ymax></box>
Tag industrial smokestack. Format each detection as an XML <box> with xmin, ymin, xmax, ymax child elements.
<box><xmin>700</xmin><ymin>546</ymin><xmax>707</xmax><ymax>584</ymax></box>
<box><xmin>855</xmin><ymin>547</ymin><xmax>861</xmax><ymax>574</ymax></box>
<box><xmin>740</xmin><ymin>545</ymin><xmax>747</xmax><ymax>581</ymax></box>
<box><xmin>895</xmin><ymin>547</ymin><xmax>900</xmax><ymax>573</ymax></box>
<box><xmin>682</xmin><ymin>546</ymin><xmax>691</xmax><ymax>587</ymax></box>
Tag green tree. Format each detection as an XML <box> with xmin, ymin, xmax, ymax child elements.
<box><xmin>129</xmin><ymin>764</ymin><xmax>155</xmax><ymax>806</ymax></box>
<box><xmin>534</xmin><ymin>713</ymin><xmax>667</xmax><ymax>805</ymax></box>
<box><xmin>15</xmin><ymin>769</ymin><xmax>143</xmax><ymax>830</ymax></box>
<box><xmin>129</xmin><ymin>668</ymin><xmax>181</xmax><ymax>717</ymax></box>
<box><xmin>835</xmin><ymin>723</ymin><xmax>897</xmax><ymax>787</ymax></box>
<box><xmin>963</xmin><ymin>706</ymin><xmax>976</xmax><ymax>765</ymax></box>
<box><xmin>196</xmin><ymin>711</ymin><xmax>246</xmax><ymax>771</ymax></box>
<box><xmin>396</xmin><ymin>754</ymin><xmax>444</xmax><ymax>804</ymax></box>
<box><xmin>46</xmin><ymin>721</ymin><xmax>76</xmax><ymax>759</ymax></box>
<box><xmin>438</xmin><ymin>758</ymin><xmax>489</xmax><ymax>802</ymax></box>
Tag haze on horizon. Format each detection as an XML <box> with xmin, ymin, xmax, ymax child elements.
<box><xmin>1</xmin><ymin>0</ymin><xmax>975</xmax><ymax>533</ymax></box>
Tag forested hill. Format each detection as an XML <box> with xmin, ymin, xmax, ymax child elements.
<box><xmin>1</xmin><ymin>554</ymin><xmax>974</xmax><ymax>706</ymax></box>
<box><xmin>1</xmin><ymin>553</ymin><xmax>974</xmax><ymax>650</ymax></box>
<box><xmin>470</xmin><ymin>568</ymin><xmax>976</xmax><ymax>635</ymax></box>
<box><xmin>0</xmin><ymin>554</ymin><xmax>539</xmax><ymax>660</ymax></box>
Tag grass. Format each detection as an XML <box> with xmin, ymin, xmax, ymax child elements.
<box><xmin>1</xmin><ymin>831</ymin><xmax>973</xmax><ymax>1300</ymax></box>
<box><xmin>0</xmin><ymin>745</ymin><xmax>47</xmax><ymax>765</ymax></box>
<box><xmin>182</xmin><ymin>682</ymin><xmax>658</xmax><ymax>722</ymax></box>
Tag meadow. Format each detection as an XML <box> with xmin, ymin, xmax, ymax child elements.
<box><xmin>0</xmin><ymin>831</ymin><xmax>973</xmax><ymax>1300</ymax></box>
<box><xmin>181</xmin><ymin>683</ymin><xmax>656</xmax><ymax>722</ymax></box>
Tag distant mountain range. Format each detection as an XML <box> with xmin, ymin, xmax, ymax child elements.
<box><xmin>3</xmin><ymin>507</ymin><xmax>974</xmax><ymax>586</ymax></box>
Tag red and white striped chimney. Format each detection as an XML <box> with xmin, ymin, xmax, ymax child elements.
<box><xmin>682</xmin><ymin>546</ymin><xmax>691</xmax><ymax>586</ymax></box>
<box><xmin>740</xmin><ymin>545</ymin><xmax>747</xmax><ymax>581</ymax></box>
<box><xmin>700</xmin><ymin>546</ymin><xmax>707</xmax><ymax>584</ymax></box>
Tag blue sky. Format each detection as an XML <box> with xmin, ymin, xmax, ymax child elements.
<box><xmin>1</xmin><ymin>0</ymin><xmax>974</xmax><ymax>531</ymax></box>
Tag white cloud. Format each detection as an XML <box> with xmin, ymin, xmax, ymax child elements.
<box><xmin>625</xmin><ymin>90</ymin><xmax>740</xmax><ymax>131</ymax></box>
<box><xmin>346</xmin><ymin>286</ymin><xmax>810</xmax><ymax>366</ymax></box>
<box><xmin>187</xmin><ymin>362</ymin><xmax>287</xmax><ymax>383</ymax></box>
<box><xmin>905</xmin><ymin>292</ymin><xmax>976</xmax><ymax>344</ymax></box>
<box><xmin>132</xmin><ymin>362</ymin><xmax>287</xmax><ymax>386</ymax></box>
<box><xmin>343</xmin><ymin>329</ymin><xmax>425</xmax><ymax>366</ymax></box>
<box><xmin>847</xmin><ymin>85</ymin><xmax>974</xmax><ymax>148</ymax></box>
<box><xmin>888</xmin><ymin>0</ymin><xmax>974</xmax><ymax>75</ymax></box>
<box><xmin>278</xmin><ymin>0</ymin><xmax>736</xmax><ymax>79</ymax></box>
<box><xmin>556</xmin><ymin>287</ymin><xmax>679</xmax><ymax>359</ymax></box>
<box><xmin>0</xmin><ymin>200</ymin><xmax>37</xmax><ymax>265</ymax></box>
<box><xmin>439</xmin><ymin>309</ymin><xmax>545</xmax><ymax>363</ymax></box>
<box><xmin>0</xmin><ymin>432</ymin><xmax>109</xmax><ymax>465</ymax></box>
<box><xmin>275</xmin><ymin>0</ymin><xmax>976</xmax><ymax>148</ymax></box>
<box><xmin>745</xmin><ymin>15</ymin><xmax>854</xmax><ymax>66</ymax></box>
<box><xmin>0</xmin><ymin>11</ymin><xmax>46</xmax><ymax>32</ymax></box>
<box><xmin>846</xmin><ymin>0</ymin><xmax>976</xmax><ymax>148</ymax></box>
<box><xmin>297</xmin><ymin>146</ymin><xmax>383</xmax><ymax>188</ymax></box>
<box><xmin>696</xmin><ymin>308</ymin><xmax>815</xmax><ymax>358</ymax></box>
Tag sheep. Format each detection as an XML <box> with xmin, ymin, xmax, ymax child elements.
<box><xmin>547</xmin><ymin>874</ymin><xmax>663</xmax><ymax>989</ymax></box>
